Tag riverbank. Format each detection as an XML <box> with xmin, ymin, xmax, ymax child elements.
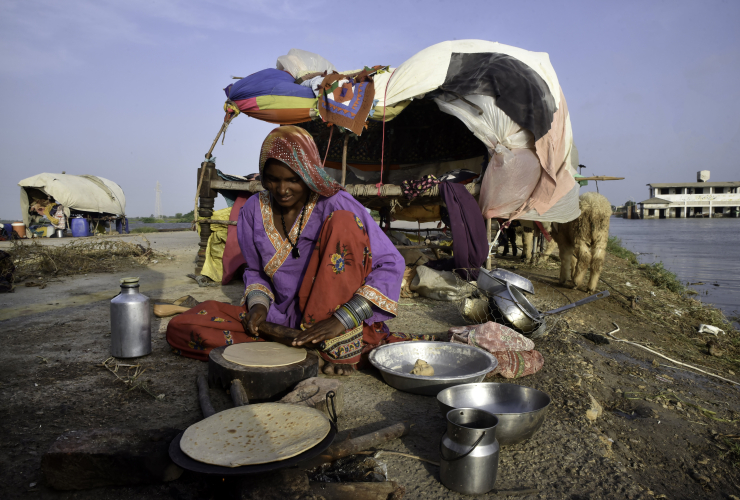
<box><xmin>1</xmin><ymin>232</ymin><xmax>739</xmax><ymax>499</ymax></box>
<box><xmin>609</xmin><ymin>217</ymin><xmax>740</xmax><ymax>325</ymax></box>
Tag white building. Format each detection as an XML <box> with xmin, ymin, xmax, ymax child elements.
<box><xmin>639</xmin><ymin>171</ymin><xmax>740</xmax><ymax>219</ymax></box>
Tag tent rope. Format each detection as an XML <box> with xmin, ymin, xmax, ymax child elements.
<box><xmin>322</xmin><ymin>125</ymin><xmax>334</xmax><ymax>167</ymax></box>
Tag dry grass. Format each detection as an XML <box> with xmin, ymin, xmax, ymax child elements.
<box><xmin>98</xmin><ymin>357</ymin><xmax>164</xmax><ymax>400</ymax></box>
<box><xmin>7</xmin><ymin>236</ymin><xmax>163</xmax><ymax>280</ymax></box>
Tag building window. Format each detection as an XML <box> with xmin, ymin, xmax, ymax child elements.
<box><xmin>648</xmin><ymin>209</ymin><xmax>655</xmax><ymax>216</ymax></box>
<box><xmin>715</xmin><ymin>187</ymin><xmax>724</xmax><ymax>194</ymax></box>
<box><xmin>660</xmin><ymin>188</ymin><xmax>669</xmax><ymax>195</ymax></box>
<box><xmin>695</xmin><ymin>187</ymin><xmax>704</xmax><ymax>194</ymax></box>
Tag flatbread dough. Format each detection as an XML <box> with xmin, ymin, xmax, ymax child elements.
<box><xmin>223</xmin><ymin>342</ymin><xmax>307</xmax><ymax>368</ymax></box>
<box><xmin>180</xmin><ymin>403</ymin><xmax>331</xmax><ymax>467</ymax></box>
<box><xmin>410</xmin><ymin>359</ymin><xmax>435</xmax><ymax>376</ymax></box>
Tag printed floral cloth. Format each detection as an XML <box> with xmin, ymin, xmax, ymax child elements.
<box><xmin>449</xmin><ymin>322</ymin><xmax>534</xmax><ymax>352</ymax></box>
<box><xmin>401</xmin><ymin>175</ymin><xmax>440</xmax><ymax>200</ymax></box>
<box><xmin>449</xmin><ymin>322</ymin><xmax>544</xmax><ymax>379</ymax></box>
<box><xmin>259</xmin><ymin>125</ymin><xmax>343</xmax><ymax>198</ymax></box>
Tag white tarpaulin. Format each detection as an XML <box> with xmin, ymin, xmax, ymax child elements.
<box><xmin>18</xmin><ymin>173</ymin><xmax>126</xmax><ymax>227</ymax></box>
<box><xmin>377</xmin><ymin>40</ymin><xmax>561</xmax><ymax>109</ymax></box>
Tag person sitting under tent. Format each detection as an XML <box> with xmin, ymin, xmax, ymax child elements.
<box><xmin>29</xmin><ymin>199</ymin><xmax>66</xmax><ymax>233</ymax></box>
<box><xmin>167</xmin><ymin>126</ymin><xmax>432</xmax><ymax>375</ymax></box>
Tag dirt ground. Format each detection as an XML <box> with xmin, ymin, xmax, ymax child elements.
<box><xmin>1</xmin><ymin>231</ymin><xmax>739</xmax><ymax>499</ymax></box>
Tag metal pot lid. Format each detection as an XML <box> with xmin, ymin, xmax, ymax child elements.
<box><xmin>488</xmin><ymin>269</ymin><xmax>535</xmax><ymax>295</ymax></box>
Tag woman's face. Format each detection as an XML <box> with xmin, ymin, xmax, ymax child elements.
<box><xmin>262</xmin><ymin>159</ymin><xmax>310</xmax><ymax>209</ymax></box>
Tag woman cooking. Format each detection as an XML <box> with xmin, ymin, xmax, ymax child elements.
<box><xmin>167</xmin><ymin>126</ymin><xmax>431</xmax><ymax>375</ymax></box>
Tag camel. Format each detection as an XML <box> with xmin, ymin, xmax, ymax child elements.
<box><xmin>548</xmin><ymin>192</ymin><xmax>612</xmax><ymax>292</ymax></box>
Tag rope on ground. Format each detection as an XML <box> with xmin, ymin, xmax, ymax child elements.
<box><xmin>605</xmin><ymin>322</ymin><xmax>739</xmax><ymax>387</ymax></box>
<box><xmin>598</xmin><ymin>276</ymin><xmax>633</xmax><ymax>300</ymax></box>
<box><xmin>373</xmin><ymin>450</ymin><xmax>440</xmax><ymax>467</ymax></box>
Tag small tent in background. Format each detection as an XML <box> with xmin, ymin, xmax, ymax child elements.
<box><xmin>18</xmin><ymin>173</ymin><xmax>127</xmax><ymax>229</ymax></box>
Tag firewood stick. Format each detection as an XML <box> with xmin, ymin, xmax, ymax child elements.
<box><xmin>196</xmin><ymin>375</ymin><xmax>216</xmax><ymax>418</ymax></box>
<box><xmin>230</xmin><ymin>379</ymin><xmax>249</xmax><ymax>406</ymax></box>
<box><xmin>320</xmin><ymin>421</ymin><xmax>412</xmax><ymax>462</ymax></box>
<box><xmin>308</xmin><ymin>481</ymin><xmax>403</xmax><ymax>500</ymax></box>
<box><xmin>197</xmin><ymin>219</ymin><xmax>237</xmax><ymax>226</ymax></box>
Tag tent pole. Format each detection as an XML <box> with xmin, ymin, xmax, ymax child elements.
<box><xmin>486</xmin><ymin>218</ymin><xmax>492</xmax><ymax>270</ymax></box>
<box><xmin>341</xmin><ymin>134</ymin><xmax>349</xmax><ymax>186</ymax></box>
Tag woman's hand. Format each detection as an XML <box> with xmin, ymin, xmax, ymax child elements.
<box><xmin>293</xmin><ymin>316</ymin><xmax>345</xmax><ymax>347</ymax></box>
<box><xmin>241</xmin><ymin>304</ymin><xmax>268</xmax><ymax>336</ymax></box>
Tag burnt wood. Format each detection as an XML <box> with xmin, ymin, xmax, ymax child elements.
<box><xmin>42</xmin><ymin>428</ymin><xmax>182</xmax><ymax>490</ymax></box>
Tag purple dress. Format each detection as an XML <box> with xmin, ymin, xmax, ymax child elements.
<box><xmin>237</xmin><ymin>190</ymin><xmax>403</xmax><ymax>328</ymax></box>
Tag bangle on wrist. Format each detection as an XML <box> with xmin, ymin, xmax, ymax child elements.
<box><xmin>247</xmin><ymin>290</ymin><xmax>271</xmax><ymax>312</ymax></box>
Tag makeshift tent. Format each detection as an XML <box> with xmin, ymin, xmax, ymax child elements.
<box><xmin>18</xmin><ymin>173</ymin><xmax>127</xmax><ymax>227</ymax></box>
<box><xmin>195</xmin><ymin>40</ymin><xmax>584</xmax><ymax>275</ymax></box>
<box><xmin>219</xmin><ymin>40</ymin><xmax>580</xmax><ymax>222</ymax></box>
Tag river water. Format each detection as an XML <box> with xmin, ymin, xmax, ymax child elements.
<box><xmin>608</xmin><ymin>217</ymin><xmax>740</xmax><ymax>324</ymax></box>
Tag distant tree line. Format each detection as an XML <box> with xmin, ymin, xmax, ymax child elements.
<box><xmin>132</xmin><ymin>210</ymin><xmax>194</xmax><ymax>223</ymax></box>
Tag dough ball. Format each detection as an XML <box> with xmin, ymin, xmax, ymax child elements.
<box><xmin>410</xmin><ymin>359</ymin><xmax>435</xmax><ymax>376</ymax></box>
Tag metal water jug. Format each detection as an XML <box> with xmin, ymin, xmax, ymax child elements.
<box><xmin>110</xmin><ymin>277</ymin><xmax>151</xmax><ymax>358</ymax></box>
<box><xmin>440</xmin><ymin>408</ymin><xmax>500</xmax><ymax>495</ymax></box>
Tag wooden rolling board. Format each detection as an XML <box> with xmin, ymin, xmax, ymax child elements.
<box><xmin>208</xmin><ymin>345</ymin><xmax>319</xmax><ymax>401</ymax></box>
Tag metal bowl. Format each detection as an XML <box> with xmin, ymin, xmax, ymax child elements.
<box><xmin>479</xmin><ymin>267</ymin><xmax>535</xmax><ymax>295</ymax></box>
<box><xmin>437</xmin><ymin>383</ymin><xmax>551</xmax><ymax>446</ymax></box>
<box><xmin>368</xmin><ymin>341</ymin><xmax>498</xmax><ymax>396</ymax></box>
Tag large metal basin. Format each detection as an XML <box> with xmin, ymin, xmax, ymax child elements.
<box><xmin>369</xmin><ymin>341</ymin><xmax>498</xmax><ymax>396</ymax></box>
<box><xmin>437</xmin><ymin>383</ymin><xmax>550</xmax><ymax>445</ymax></box>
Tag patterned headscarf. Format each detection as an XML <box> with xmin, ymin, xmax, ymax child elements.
<box><xmin>259</xmin><ymin>126</ymin><xmax>343</xmax><ymax>198</ymax></box>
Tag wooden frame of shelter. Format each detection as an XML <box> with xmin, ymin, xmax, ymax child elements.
<box><xmin>193</xmin><ymin>96</ymin><xmax>497</xmax><ymax>274</ymax></box>
<box><xmin>192</xmin><ymin>77</ymin><xmax>624</xmax><ymax>276</ymax></box>
<box><xmin>193</xmin><ymin>110</ymin><xmax>624</xmax><ymax>275</ymax></box>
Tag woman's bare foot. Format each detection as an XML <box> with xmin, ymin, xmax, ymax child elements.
<box><xmin>318</xmin><ymin>357</ymin><xmax>355</xmax><ymax>376</ymax></box>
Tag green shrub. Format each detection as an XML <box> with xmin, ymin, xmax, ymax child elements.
<box><xmin>640</xmin><ymin>262</ymin><xmax>685</xmax><ymax>294</ymax></box>
<box><xmin>140</xmin><ymin>217</ymin><xmax>156</xmax><ymax>223</ymax></box>
<box><xmin>176</xmin><ymin>210</ymin><xmax>194</xmax><ymax>223</ymax></box>
<box><xmin>606</xmin><ymin>236</ymin><xmax>638</xmax><ymax>264</ymax></box>
<box><xmin>130</xmin><ymin>227</ymin><xmax>158</xmax><ymax>233</ymax></box>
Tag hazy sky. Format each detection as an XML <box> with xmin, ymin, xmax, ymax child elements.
<box><xmin>1</xmin><ymin>0</ymin><xmax>739</xmax><ymax>217</ymax></box>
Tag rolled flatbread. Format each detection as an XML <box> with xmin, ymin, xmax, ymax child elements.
<box><xmin>223</xmin><ymin>342</ymin><xmax>306</xmax><ymax>368</ymax></box>
<box><xmin>180</xmin><ymin>403</ymin><xmax>331</xmax><ymax>467</ymax></box>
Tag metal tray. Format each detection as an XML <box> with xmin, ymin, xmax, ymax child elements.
<box><xmin>168</xmin><ymin>425</ymin><xmax>337</xmax><ymax>475</ymax></box>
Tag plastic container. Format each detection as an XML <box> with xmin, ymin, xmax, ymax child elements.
<box><xmin>70</xmin><ymin>217</ymin><xmax>91</xmax><ymax>237</ymax></box>
<box><xmin>116</xmin><ymin>217</ymin><xmax>129</xmax><ymax>234</ymax></box>
<box><xmin>11</xmin><ymin>222</ymin><xmax>26</xmax><ymax>238</ymax></box>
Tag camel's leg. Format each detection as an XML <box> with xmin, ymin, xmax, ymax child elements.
<box><xmin>559</xmin><ymin>243</ymin><xmax>574</xmax><ymax>285</ymax></box>
<box><xmin>572</xmin><ymin>242</ymin><xmax>592</xmax><ymax>290</ymax></box>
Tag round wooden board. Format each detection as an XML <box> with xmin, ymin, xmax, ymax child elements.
<box><xmin>208</xmin><ymin>345</ymin><xmax>319</xmax><ymax>401</ymax></box>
